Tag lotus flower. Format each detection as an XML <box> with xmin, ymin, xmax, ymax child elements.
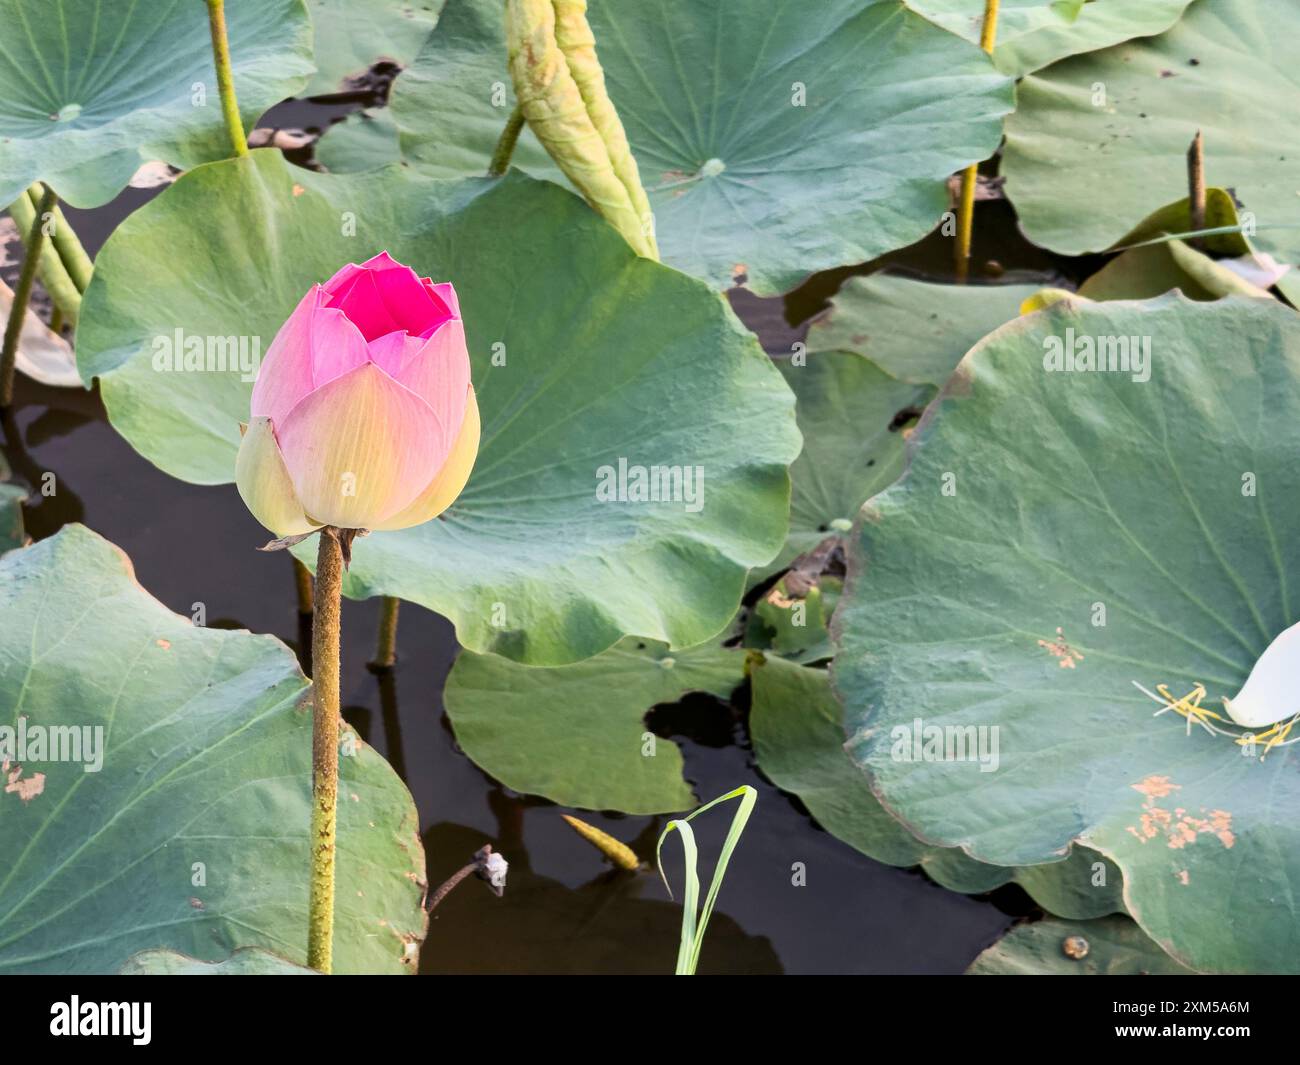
<box><xmin>1223</xmin><ymin>620</ymin><xmax>1300</xmax><ymax>728</ymax></box>
<box><xmin>236</xmin><ymin>252</ymin><xmax>479</xmax><ymax>535</ymax></box>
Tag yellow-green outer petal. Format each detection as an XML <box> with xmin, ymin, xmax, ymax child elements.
<box><xmin>372</xmin><ymin>388</ymin><xmax>481</xmax><ymax>531</ymax></box>
<box><xmin>276</xmin><ymin>363</ymin><xmax>445</xmax><ymax>530</ymax></box>
<box><xmin>235</xmin><ymin>417</ymin><xmax>317</xmax><ymax>537</ymax></box>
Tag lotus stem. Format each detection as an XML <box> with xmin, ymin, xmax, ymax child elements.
<box><xmin>954</xmin><ymin>164</ymin><xmax>978</xmax><ymax>283</ymax></box>
<box><xmin>426</xmin><ymin>845</ymin><xmax>507</xmax><ymax>911</ymax></box>
<box><xmin>369</xmin><ymin>596</ymin><xmax>400</xmax><ymax>670</ymax></box>
<box><xmin>1</xmin><ymin>185</ymin><xmax>55</xmax><ymax>408</ymax></box>
<box><xmin>954</xmin><ymin>0</ymin><xmax>1001</xmax><ymax>283</ymax></box>
<box><xmin>307</xmin><ymin>527</ymin><xmax>343</xmax><ymax>973</ymax></box>
<box><xmin>487</xmin><ymin>106</ymin><xmax>525</xmax><ymax>177</ymax></box>
<box><xmin>426</xmin><ymin>860</ymin><xmax>478</xmax><ymax>913</ymax></box>
<box><xmin>293</xmin><ymin>556</ymin><xmax>314</xmax><ymax>615</ymax></box>
<box><xmin>40</xmin><ymin>191</ymin><xmax>93</xmax><ymax>292</ymax></box>
<box><xmin>7</xmin><ymin>190</ymin><xmax>80</xmax><ymax>323</ymax></box>
<box><xmin>977</xmin><ymin>0</ymin><xmax>1001</xmax><ymax>51</ymax></box>
<box><xmin>204</xmin><ymin>0</ymin><xmax>249</xmax><ymax>158</ymax></box>
<box><xmin>1187</xmin><ymin>130</ymin><xmax>1206</xmax><ymax>251</ymax></box>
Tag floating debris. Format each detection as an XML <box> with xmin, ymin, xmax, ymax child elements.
<box><xmin>562</xmin><ymin>814</ymin><xmax>640</xmax><ymax>871</ymax></box>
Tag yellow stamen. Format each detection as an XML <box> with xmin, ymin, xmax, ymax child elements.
<box><xmin>1150</xmin><ymin>683</ymin><xmax>1226</xmax><ymax>735</ymax></box>
<box><xmin>1135</xmin><ymin>680</ymin><xmax>1300</xmax><ymax>757</ymax></box>
<box><xmin>1237</xmin><ymin>712</ymin><xmax>1300</xmax><ymax>756</ymax></box>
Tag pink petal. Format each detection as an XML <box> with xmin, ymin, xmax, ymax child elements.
<box><xmin>369</xmin><ymin>257</ymin><xmax>453</xmax><ymax>337</ymax></box>
<box><xmin>389</xmin><ymin>317</ymin><xmax>471</xmax><ymax>451</ymax></box>
<box><xmin>234</xmin><ymin>416</ymin><xmax>318</xmax><ymax>537</ymax></box>
<box><xmin>322</xmin><ymin>268</ymin><xmax>402</xmax><ymax>342</ymax></box>
<box><xmin>320</xmin><ymin>253</ymin><xmax>406</xmax><ymax>297</ymax></box>
<box><xmin>367</xmin><ymin>329</ymin><xmax>427</xmax><ymax>377</ymax></box>
<box><xmin>277</xmin><ymin>363</ymin><xmax>448</xmax><ymax>528</ymax></box>
<box><xmin>252</xmin><ymin>286</ymin><xmax>325</xmax><ymax>425</ymax></box>
<box><xmin>320</xmin><ymin>251</ymin><xmax>454</xmax><ymax>342</ymax></box>
<box><xmin>320</xmin><ymin>260</ymin><xmax>364</xmax><ymax>297</ymax></box>
<box><xmin>310</xmin><ymin>306</ymin><xmax>371</xmax><ymax>390</ymax></box>
<box><xmin>357</xmin><ymin>250</ymin><xmax>403</xmax><ymax>272</ymax></box>
<box><xmin>423</xmin><ymin>278</ymin><xmax>460</xmax><ymax>319</ymax></box>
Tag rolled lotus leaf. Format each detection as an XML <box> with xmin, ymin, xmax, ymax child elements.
<box><xmin>552</xmin><ymin>0</ymin><xmax>656</xmax><ymax>255</ymax></box>
<box><xmin>505</xmin><ymin>0</ymin><xmax>656</xmax><ymax>258</ymax></box>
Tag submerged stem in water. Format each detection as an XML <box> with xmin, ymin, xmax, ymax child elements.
<box><xmin>370</xmin><ymin>596</ymin><xmax>400</xmax><ymax>670</ymax></box>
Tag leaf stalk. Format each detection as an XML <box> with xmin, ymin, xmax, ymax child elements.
<box><xmin>1</xmin><ymin>185</ymin><xmax>56</xmax><ymax>408</ymax></box>
<box><xmin>205</xmin><ymin>0</ymin><xmax>249</xmax><ymax>158</ymax></box>
<box><xmin>954</xmin><ymin>0</ymin><xmax>1001</xmax><ymax>282</ymax></box>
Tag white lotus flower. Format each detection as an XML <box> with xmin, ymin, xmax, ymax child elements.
<box><xmin>1224</xmin><ymin>621</ymin><xmax>1300</xmax><ymax>728</ymax></box>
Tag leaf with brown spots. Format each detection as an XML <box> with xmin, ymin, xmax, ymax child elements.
<box><xmin>835</xmin><ymin>296</ymin><xmax>1300</xmax><ymax>973</ymax></box>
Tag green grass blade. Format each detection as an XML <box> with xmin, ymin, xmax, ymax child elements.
<box><xmin>1115</xmin><ymin>221</ymin><xmax>1300</xmax><ymax>252</ymax></box>
<box><xmin>656</xmin><ymin>817</ymin><xmax>700</xmax><ymax>975</ymax></box>
<box><xmin>656</xmin><ymin>785</ymin><xmax>757</xmax><ymax>975</ymax></box>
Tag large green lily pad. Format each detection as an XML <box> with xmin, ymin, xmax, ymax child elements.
<box><xmin>389</xmin><ymin>0</ymin><xmax>561</xmax><ymax>179</ymax></box>
<box><xmin>905</xmin><ymin>0</ymin><xmax>1195</xmax><ymax>76</ymax></box>
<box><xmin>1013</xmin><ymin>845</ymin><xmax>1125</xmax><ymax>921</ymax></box>
<box><xmin>0</xmin><ymin>525</ymin><xmax>425</xmax><ymax>974</ymax></box>
<box><xmin>749</xmin><ymin>653</ymin><xmax>1123</xmax><ymax>915</ymax></box>
<box><xmin>120</xmin><ymin>946</ymin><xmax>318</xmax><ymax>975</ymax></box>
<box><xmin>0</xmin><ymin>0</ymin><xmax>313</xmax><ymax>209</ymax></box>
<box><xmin>775</xmin><ymin>276</ymin><xmax>1036</xmax><ymax>596</ymax></box>
<box><xmin>834</xmin><ymin>294</ymin><xmax>1300</xmax><ymax>973</ymax></box>
<box><xmin>968</xmin><ymin>916</ymin><xmax>1193</xmax><ymax>974</ymax></box>
<box><xmin>391</xmin><ymin>0</ymin><xmax>1014</xmax><ymax>293</ymax></box>
<box><xmin>77</xmin><ymin>151</ymin><xmax>798</xmax><ymax>666</ymax></box>
<box><xmin>750</xmin><ymin>653</ymin><xmax>932</xmax><ymax>869</ymax></box>
<box><xmin>805</xmin><ymin>274</ymin><xmax>1042</xmax><ymax>388</ymax></box>
<box><xmin>445</xmin><ymin>638</ymin><xmax>747</xmax><ymax>813</ymax></box>
<box><xmin>1003</xmin><ymin>0</ymin><xmax>1300</xmax><ymax>263</ymax></box>
<box><xmin>315</xmin><ymin>107</ymin><xmax>402</xmax><ymax>172</ymax></box>
<box><xmin>773</xmin><ymin>351</ymin><xmax>931</xmax><ymax>572</ymax></box>
<box><xmin>0</xmin><ymin>484</ymin><xmax>24</xmax><ymax>551</ymax></box>
<box><xmin>305</xmin><ymin>0</ymin><xmax>442</xmax><ymax>97</ymax></box>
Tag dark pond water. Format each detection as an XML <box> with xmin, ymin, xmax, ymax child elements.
<box><xmin>1</xmin><ymin>94</ymin><xmax>1084</xmax><ymax>975</ymax></box>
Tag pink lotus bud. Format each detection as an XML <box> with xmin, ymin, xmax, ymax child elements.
<box><xmin>236</xmin><ymin>251</ymin><xmax>479</xmax><ymax>534</ymax></box>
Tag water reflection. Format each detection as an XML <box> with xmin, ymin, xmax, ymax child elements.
<box><xmin>420</xmin><ymin>821</ymin><xmax>781</xmax><ymax>975</ymax></box>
